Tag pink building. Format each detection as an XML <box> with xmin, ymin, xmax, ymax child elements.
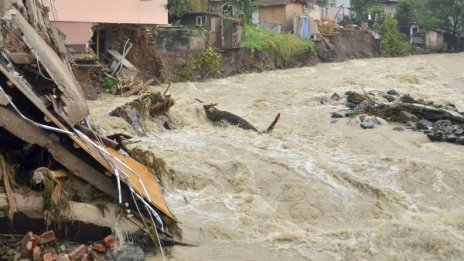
<box><xmin>44</xmin><ymin>0</ymin><xmax>168</xmax><ymax>46</ymax></box>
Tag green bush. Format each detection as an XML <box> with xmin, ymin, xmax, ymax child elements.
<box><xmin>242</xmin><ymin>26</ymin><xmax>315</xmax><ymax>65</ymax></box>
<box><xmin>379</xmin><ymin>17</ymin><xmax>412</xmax><ymax>57</ymax></box>
<box><xmin>195</xmin><ymin>47</ymin><xmax>222</xmax><ymax>78</ymax></box>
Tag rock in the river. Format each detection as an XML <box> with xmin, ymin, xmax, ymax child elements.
<box><xmin>347</xmin><ymin>92</ymin><xmax>366</xmax><ymax>104</ymax></box>
<box><xmin>393</xmin><ymin>126</ymin><xmax>405</xmax><ymax>131</ymax></box>
<box><xmin>361</xmin><ymin>121</ymin><xmax>375</xmax><ymax>129</ymax></box>
<box><xmin>400</xmin><ymin>94</ymin><xmax>416</xmax><ymax>103</ymax></box>
<box><xmin>331</xmin><ymin>92</ymin><xmax>340</xmax><ymax>101</ymax></box>
<box><xmin>331</xmin><ymin>112</ymin><xmax>345</xmax><ymax>118</ymax></box>
<box><xmin>383</xmin><ymin>94</ymin><xmax>395</xmax><ymax>102</ymax></box>
<box><xmin>416</xmin><ymin>119</ymin><xmax>433</xmax><ymax>130</ymax></box>
<box><xmin>357</xmin><ymin>114</ymin><xmax>376</xmax><ymax>129</ymax></box>
<box><xmin>440</xmin><ymin>103</ymin><xmax>458</xmax><ymax>112</ymax></box>
<box><xmin>398</xmin><ymin>110</ymin><xmax>419</xmax><ymax>122</ymax></box>
<box><xmin>458</xmin><ymin>136</ymin><xmax>464</xmax><ymax>144</ymax></box>
<box><xmin>345</xmin><ymin>102</ymin><xmax>357</xmax><ymax>109</ymax></box>
<box><xmin>423</xmin><ymin>100</ymin><xmax>434</xmax><ymax>106</ymax></box>
<box><xmin>387</xmin><ymin>89</ymin><xmax>399</xmax><ymax>95</ymax></box>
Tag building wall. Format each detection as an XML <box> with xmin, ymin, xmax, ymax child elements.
<box><xmin>426</xmin><ymin>31</ymin><xmax>444</xmax><ymax>51</ymax></box>
<box><xmin>44</xmin><ymin>0</ymin><xmax>168</xmax><ymax>24</ymax></box>
<box><xmin>259</xmin><ymin>5</ymin><xmax>286</xmax><ymax>29</ymax></box>
<box><xmin>285</xmin><ymin>3</ymin><xmax>304</xmax><ymax>31</ymax></box>
<box><xmin>55</xmin><ymin>22</ymin><xmax>94</xmax><ymax>45</ymax></box>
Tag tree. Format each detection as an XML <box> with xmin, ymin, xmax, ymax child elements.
<box><xmin>351</xmin><ymin>0</ymin><xmax>378</xmax><ymax>20</ymax></box>
<box><xmin>379</xmin><ymin>16</ymin><xmax>412</xmax><ymax>57</ymax></box>
<box><xmin>167</xmin><ymin>0</ymin><xmax>192</xmax><ymax>17</ymax></box>
<box><xmin>397</xmin><ymin>0</ymin><xmax>464</xmax><ymax>50</ymax></box>
<box><xmin>231</xmin><ymin>0</ymin><xmax>256</xmax><ymax>25</ymax></box>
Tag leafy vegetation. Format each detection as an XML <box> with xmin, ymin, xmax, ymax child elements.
<box><xmin>379</xmin><ymin>17</ymin><xmax>411</xmax><ymax>57</ymax></box>
<box><xmin>396</xmin><ymin>0</ymin><xmax>464</xmax><ymax>49</ymax></box>
<box><xmin>242</xmin><ymin>26</ymin><xmax>315</xmax><ymax>64</ymax></box>
<box><xmin>195</xmin><ymin>47</ymin><xmax>222</xmax><ymax>77</ymax></box>
<box><xmin>167</xmin><ymin>0</ymin><xmax>192</xmax><ymax>17</ymax></box>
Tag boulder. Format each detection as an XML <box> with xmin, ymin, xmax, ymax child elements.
<box><xmin>331</xmin><ymin>92</ymin><xmax>340</xmax><ymax>101</ymax></box>
<box><xmin>416</xmin><ymin>119</ymin><xmax>433</xmax><ymax>130</ymax></box>
<box><xmin>398</xmin><ymin>110</ymin><xmax>419</xmax><ymax>122</ymax></box>
<box><xmin>392</xmin><ymin>126</ymin><xmax>405</xmax><ymax>131</ymax></box>
<box><xmin>383</xmin><ymin>94</ymin><xmax>395</xmax><ymax>102</ymax></box>
<box><xmin>400</xmin><ymin>94</ymin><xmax>416</xmax><ymax>103</ymax></box>
<box><xmin>387</xmin><ymin>89</ymin><xmax>399</xmax><ymax>95</ymax></box>
<box><xmin>347</xmin><ymin>92</ymin><xmax>366</xmax><ymax>105</ymax></box>
<box><xmin>331</xmin><ymin>112</ymin><xmax>345</xmax><ymax>118</ymax></box>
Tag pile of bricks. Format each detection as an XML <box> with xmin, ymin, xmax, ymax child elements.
<box><xmin>12</xmin><ymin>231</ymin><xmax>121</xmax><ymax>261</ymax></box>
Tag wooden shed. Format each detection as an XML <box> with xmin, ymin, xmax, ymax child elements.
<box><xmin>425</xmin><ymin>29</ymin><xmax>445</xmax><ymax>51</ymax></box>
<box><xmin>257</xmin><ymin>0</ymin><xmax>304</xmax><ymax>32</ymax></box>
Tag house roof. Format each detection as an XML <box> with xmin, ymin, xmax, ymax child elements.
<box><xmin>257</xmin><ymin>0</ymin><xmax>302</xmax><ymax>6</ymax></box>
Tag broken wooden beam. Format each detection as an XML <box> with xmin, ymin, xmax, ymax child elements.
<box><xmin>122</xmin><ymin>78</ymin><xmax>155</xmax><ymax>97</ymax></box>
<box><xmin>0</xmin><ymin>191</ymin><xmax>142</xmax><ymax>238</ymax></box>
<box><xmin>0</xmin><ymin>155</ymin><xmax>17</xmax><ymax>221</ymax></box>
<box><xmin>8</xmin><ymin>8</ymin><xmax>89</xmax><ymax>125</ymax></box>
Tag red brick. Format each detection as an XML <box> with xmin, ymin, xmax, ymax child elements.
<box><xmin>40</xmin><ymin>230</ymin><xmax>56</xmax><ymax>245</ymax></box>
<box><xmin>43</xmin><ymin>251</ymin><xmax>56</xmax><ymax>261</ymax></box>
<box><xmin>92</xmin><ymin>243</ymin><xmax>106</xmax><ymax>253</ymax></box>
<box><xmin>102</xmin><ymin>235</ymin><xmax>119</xmax><ymax>250</ymax></box>
<box><xmin>68</xmin><ymin>245</ymin><xmax>87</xmax><ymax>261</ymax></box>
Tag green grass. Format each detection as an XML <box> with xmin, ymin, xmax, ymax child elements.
<box><xmin>242</xmin><ymin>25</ymin><xmax>315</xmax><ymax>64</ymax></box>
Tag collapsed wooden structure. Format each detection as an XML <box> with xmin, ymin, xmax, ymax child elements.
<box><xmin>0</xmin><ymin>0</ymin><xmax>178</xmax><ymax>247</ymax></box>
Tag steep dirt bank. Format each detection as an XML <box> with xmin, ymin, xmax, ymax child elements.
<box><xmin>97</xmin><ymin>26</ymin><xmax>379</xmax><ymax>86</ymax></box>
<box><xmin>317</xmin><ymin>29</ymin><xmax>380</xmax><ymax>62</ymax></box>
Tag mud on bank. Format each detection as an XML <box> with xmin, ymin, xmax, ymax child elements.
<box><xmin>82</xmin><ymin>26</ymin><xmax>379</xmax><ymax>97</ymax></box>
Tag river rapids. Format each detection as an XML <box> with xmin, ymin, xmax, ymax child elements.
<box><xmin>88</xmin><ymin>53</ymin><xmax>464</xmax><ymax>260</ymax></box>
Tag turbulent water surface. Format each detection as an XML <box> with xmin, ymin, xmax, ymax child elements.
<box><xmin>88</xmin><ymin>53</ymin><xmax>464</xmax><ymax>260</ymax></box>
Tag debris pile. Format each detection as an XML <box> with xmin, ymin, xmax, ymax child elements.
<box><xmin>0</xmin><ymin>231</ymin><xmax>146</xmax><ymax>261</ymax></box>
<box><xmin>331</xmin><ymin>89</ymin><xmax>464</xmax><ymax>145</ymax></box>
<box><xmin>0</xmin><ymin>0</ymin><xmax>180</xmax><ymax>256</ymax></box>
<box><xmin>111</xmin><ymin>90</ymin><xmax>176</xmax><ymax>136</ymax></box>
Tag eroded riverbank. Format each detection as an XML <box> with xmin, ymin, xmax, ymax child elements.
<box><xmin>88</xmin><ymin>53</ymin><xmax>464</xmax><ymax>260</ymax></box>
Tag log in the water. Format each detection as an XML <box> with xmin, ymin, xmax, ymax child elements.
<box><xmin>203</xmin><ymin>104</ymin><xmax>280</xmax><ymax>134</ymax></box>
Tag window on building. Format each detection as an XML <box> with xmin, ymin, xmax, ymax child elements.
<box><xmin>329</xmin><ymin>0</ymin><xmax>336</xmax><ymax>8</ymax></box>
<box><xmin>196</xmin><ymin>16</ymin><xmax>207</xmax><ymax>26</ymax></box>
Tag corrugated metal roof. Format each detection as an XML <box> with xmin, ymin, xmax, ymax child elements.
<box><xmin>257</xmin><ymin>0</ymin><xmax>299</xmax><ymax>6</ymax></box>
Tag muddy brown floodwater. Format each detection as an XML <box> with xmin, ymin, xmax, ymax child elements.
<box><xmin>88</xmin><ymin>53</ymin><xmax>464</xmax><ymax>260</ymax></box>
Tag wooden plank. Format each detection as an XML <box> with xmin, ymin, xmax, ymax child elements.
<box><xmin>10</xmin><ymin>8</ymin><xmax>88</xmax><ymax>125</ymax></box>
<box><xmin>0</xmin><ymin>155</ymin><xmax>17</xmax><ymax>221</ymax></box>
<box><xmin>0</xmin><ymin>191</ymin><xmax>141</xmax><ymax>232</ymax></box>
<box><xmin>0</xmin><ymin>65</ymin><xmax>175</xmax><ymax>221</ymax></box>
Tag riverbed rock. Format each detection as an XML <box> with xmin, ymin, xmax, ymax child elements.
<box><xmin>347</xmin><ymin>92</ymin><xmax>366</xmax><ymax>104</ymax></box>
<box><xmin>387</xmin><ymin>89</ymin><xmax>399</xmax><ymax>95</ymax></box>
<box><xmin>383</xmin><ymin>94</ymin><xmax>395</xmax><ymax>102</ymax></box>
<box><xmin>393</xmin><ymin>126</ymin><xmax>405</xmax><ymax>131</ymax></box>
<box><xmin>331</xmin><ymin>92</ymin><xmax>340</xmax><ymax>101</ymax></box>
<box><xmin>400</xmin><ymin>94</ymin><xmax>416</xmax><ymax>103</ymax></box>
<box><xmin>440</xmin><ymin>103</ymin><xmax>458</xmax><ymax>112</ymax></box>
<box><xmin>416</xmin><ymin>119</ymin><xmax>433</xmax><ymax>130</ymax></box>
<box><xmin>331</xmin><ymin>112</ymin><xmax>345</xmax><ymax>118</ymax></box>
<box><xmin>360</xmin><ymin>121</ymin><xmax>375</xmax><ymax>129</ymax></box>
<box><xmin>398</xmin><ymin>110</ymin><xmax>419</xmax><ymax>122</ymax></box>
